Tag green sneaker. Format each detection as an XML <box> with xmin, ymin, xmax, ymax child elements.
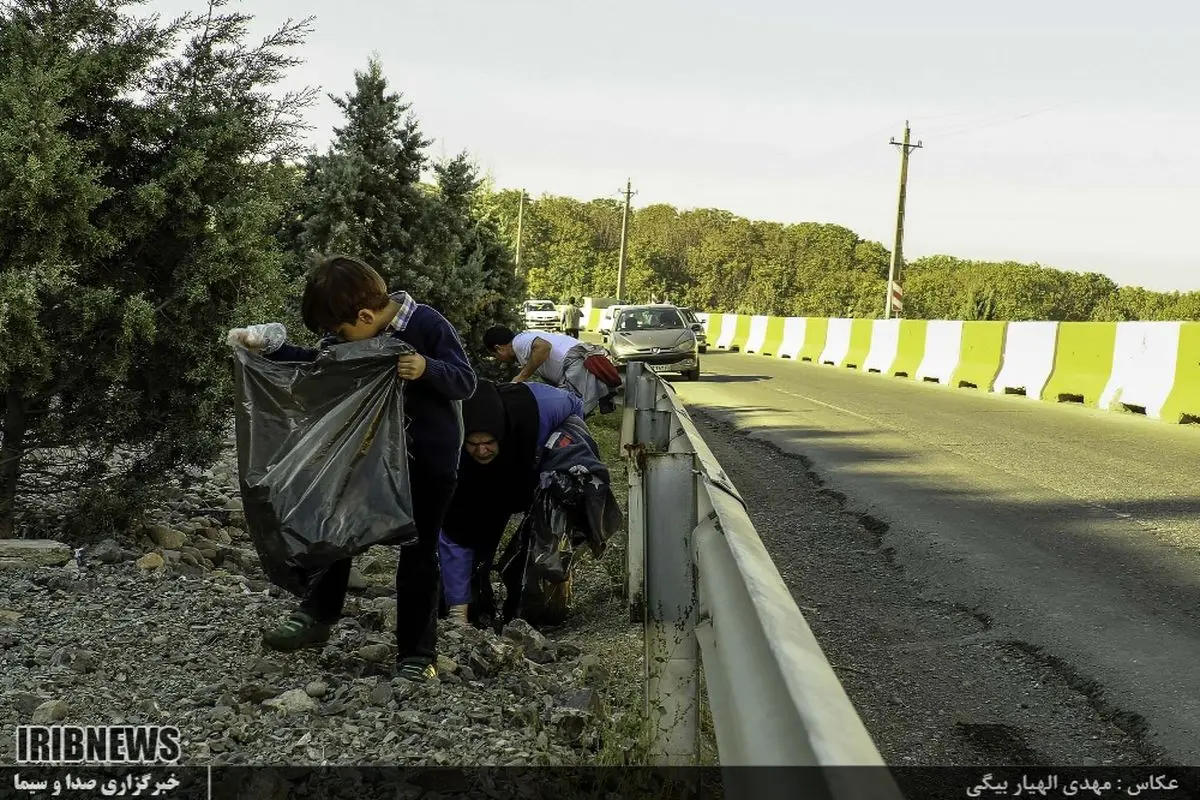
<box><xmin>262</xmin><ymin>610</ymin><xmax>332</xmax><ymax>652</ymax></box>
<box><xmin>393</xmin><ymin>658</ymin><xmax>437</xmax><ymax>682</ymax></box>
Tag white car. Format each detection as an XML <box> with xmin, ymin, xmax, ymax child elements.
<box><xmin>677</xmin><ymin>307</ymin><xmax>708</xmax><ymax>353</ymax></box>
<box><xmin>599</xmin><ymin>305</ymin><xmax>628</xmax><ymax>341</ymax></box>
<box><xmin>523</xmin><ymin>300</ymin><xmax>560</xmax><ymax>331</ymax></box>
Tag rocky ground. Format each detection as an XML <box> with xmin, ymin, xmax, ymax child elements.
<box><xmin>0</xmin><ymin>418</ymin><xmax>648</xmax><ymax>767</ymax></box>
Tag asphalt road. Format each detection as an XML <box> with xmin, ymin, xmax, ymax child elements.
<box><xmin>665</xmin><ymin>347</ymin><xmax>1200</xmax><ymax>764</ymax></box>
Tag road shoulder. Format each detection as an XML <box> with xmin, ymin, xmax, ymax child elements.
<box><xmin>685</xmin><ymin>407</ymin><xmax>1163</xmax><ymax>767</ymax></box>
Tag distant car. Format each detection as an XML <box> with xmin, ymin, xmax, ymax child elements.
<box><xmin>608</xmin><ymin>305</ymin><xmax>700</xmax><ymax>381</ymax></box>
<box><xmin>523</xmin><ymin>300</ymin><xmax>560</xmax><ymax>331</ymax></box>
<box><xmin>598</xmin><ymin>304</ymin><xmax>628</xmax><ymax>342</ymax></box>
<box><xmin>676</xmin><ymin>306</ymin><xmax>707</xmax><ymax>353</ymax></box>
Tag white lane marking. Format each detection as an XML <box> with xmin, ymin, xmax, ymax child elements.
<box><xmin>723</xmin><ymin>376</ymin><xmax>1159</xmax><ymax>532</ymax></box>
<box><xmin>767</xmin><ymin>386</ymin><xmax>881</xmax><ymax>425</ymax></box>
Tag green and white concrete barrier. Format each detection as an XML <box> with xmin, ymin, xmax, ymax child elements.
<box><xmin>864</xmin><ymin>319</ymin><xmax>901</xmax><ymax>375</ymax></box>
<box><xmin>916</xmin><ymin>320</ymin><xmax>964</xmax><ymax>384</ymax></box>
<box><xmin>819</xmin><ymin>318</ymin><xmax>853</xmax><ymax>366</ymax></box>
<box><xmin>1100</xmin><ymin>322</ymin><xmax>1187</xmax><ymax>419</ymax></box>
<box><xmin>992</xmin><ymin>321</ymin><xmax>1059</xmax><ymax>397</ymax></box>
<box><xmin>950</xmin><ymin>320</ymin><xmax>1008</xmax><ymax>391</ymax></box>
<box><xmin>1040</xmin><ymin>322</ymin><xmax>1118</xmax><ymax>406</ymax></box>
<box><xmin>844</xmin><ymin>319</ymin><xmax>873</xmax><ymax>370</ymax></box>
<box><xmin>778</xmin><ymin>318</ymin><xmax>807</xmax><ymax>359</ymax></box>
<box><xmin>687</xmin><ymin>312</ymin><xmax>1200</xmax><ymax>424</ymax></box>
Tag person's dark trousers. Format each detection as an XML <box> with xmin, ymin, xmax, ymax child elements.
<box><xmin>468</xmin><ymin>533</ymin><xmax>504</xmax><ymax>631</ymax></box>
<box><xmin>300</xmin><ymin>469</ymin><xmax>458</xmax><ymax>664</ymax></box>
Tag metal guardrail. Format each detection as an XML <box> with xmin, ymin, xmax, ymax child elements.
<box><xmin>620</xmin><ymin>361</ymin><xmax>905</xmax><ymax>798</ymax></box>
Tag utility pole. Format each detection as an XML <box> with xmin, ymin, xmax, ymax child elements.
<box><xmin>514</xmin><ymin>189</ymin><xmax>525</xmax><ymax>275</ymax></box>
<box><xmin>885</xmin><ymin>122</ymin><xmax>922</xmax><ymax>318</ymax></box>
<box><xmin>616</xmin><ymin>178</ymin><xmax>636</xmax><ymax>302</ymax></box>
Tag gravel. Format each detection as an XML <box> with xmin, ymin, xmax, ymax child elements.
<box><xmin>0</xmin><ymin>426</ymin><xmax>646</xmax><ymax>766</ymax></box>
<box><xmin>686</xmin><ymin>408</ymin><xmax>1164</xmax><ymax>767</ymax></box>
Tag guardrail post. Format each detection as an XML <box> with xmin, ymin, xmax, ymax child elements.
<box><xmin>642</xmin><ymin>445</ymin><xmax>700</xmax><ymax>765</ymax></box>
<box><xmin>626</xmin><ymin>454</ymin><xmax>646</xmax><ymax>623</ymax></box>
<box><xmin>623</xmin><ymin>361</ymin><xmax>645</xmax><ymax>621</ymax></box>
<box><xmin>620</xmin><ymin>361</ymin><xmax>644</xmax><ymax>450</ymax></box>
<box><xmin>633</xmin><ymin>372</ymin><xmax>672</xmax><ymax>451</ymax></box>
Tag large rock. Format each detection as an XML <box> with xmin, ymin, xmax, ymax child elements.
<box><xmin>11</xmin><ymin>693</ymin><xmax>41</xmax><ymax>716</ymax></box>
<box><xmin>561</xmin><ymin>687</ymin><xmax>604</xmax><ymax>716</ymax></box>
<box><xmin>0</xmin><ymin>539</ymin><xmax>72</xmax><ymax>567</ymax></box>
<box><xmin>466</xmin><ymin>639</ymin><xmax>521</xmax><ymax>678</ymax></box>
<box><xmin>238</xmin><ymin>683</ymin><xmax>284</xmax><ymax>704</ymax></box>
<box><xmin>147</xmin><ymin>525</ymin><xmax>188</xmax><ymax>550</ymax></box>
<box><xmin>197</xmin><ymin>528</ymin><xmax>232</xmax><ymax>545</ymax></box>
<box><xmin>136</xmin><ymin>553</ymin><xmax>165</xmax><ymax>571</ymax></box>
<box><xmin>549</xmin><ymin>707</ymin><xmax>589</xmax><ymax>743</ymax></box>
<box><xmin>502</xmin><ymin>619</ymin><xmax>556</xmax><ymax>664</ymax></box>
<box><xmin>90</xmin><ymin>539</ymin><xmax>123</xmax><ymax>564</ymax></box>
<box><xmin>356</xmin><ymin>644</ymin><xmax>391</xmax><ymax>664</ymax></box>
<box><xmin>31</xmin><ymin>699</ymin><xmax>69</xmax><ymax>724</ymax></box>
<box><xmin>262</xmin><ymin>689</ymin><xmax>316</xmax><ymax>715</ymax></box>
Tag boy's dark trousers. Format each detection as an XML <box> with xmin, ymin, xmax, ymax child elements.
<box><xmin>299</xmin><ymin>469</ymin><xmax>457</xmax><ymax>664</ymax></box>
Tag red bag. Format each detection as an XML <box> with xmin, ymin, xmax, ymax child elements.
<box><xmin>583</xmin><ymin>354</ymin><xmax>622</xmax><ymax>388</ymax></box>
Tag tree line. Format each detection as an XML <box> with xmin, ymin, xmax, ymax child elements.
<box><xmin>0</xmin><ymin>0</ymin><xmax>521</xmax><ymax>538</ymax></box>
<box><xmin>482</xmin><ymin>193</ymin><xmax>1200</xmax><ymax>323</ymax></box>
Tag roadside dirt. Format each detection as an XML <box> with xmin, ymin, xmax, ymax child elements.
<box><xmin>687</xmin><ymin>409</ymin><xmax>1164</xmax><ymax>767</ymax></box>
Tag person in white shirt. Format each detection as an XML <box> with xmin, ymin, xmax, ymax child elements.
<box><xmin>482</xmin><ymin>326</ymin><xmax>621</xmax><ymax>415</ymax></box>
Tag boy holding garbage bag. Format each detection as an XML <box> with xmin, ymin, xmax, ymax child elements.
<box><xmin>226</xmin><ymin>255</ymin><xmax>476</xmax><ymax>682</ymax></box>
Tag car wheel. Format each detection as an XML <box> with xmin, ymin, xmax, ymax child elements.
<box><xmin>684</xmin><ymin>367</ymin><xmax>700</xmax><ymax>382</ymax></box>
<box><xmin>698</xmin><ymin>346</ymin><xmax>707</xmax><ymax>354</ymax></box>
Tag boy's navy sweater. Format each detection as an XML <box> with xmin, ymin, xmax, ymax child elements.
<box><xmin>265</xmin><ymin>304</ymin><xmax>477</xmax><ymax>478</ymax></box>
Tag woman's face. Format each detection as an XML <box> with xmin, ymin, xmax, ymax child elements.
<box><xmin>464</xmin><ymin>432</ymin><xmax>500</xmax><ymax>464</ymax></box>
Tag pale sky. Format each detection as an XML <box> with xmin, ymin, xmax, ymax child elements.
<box><xmin>147</xmin><ymin>0</ymin><xmax>1200</xmax><ymax>291</ymax></box>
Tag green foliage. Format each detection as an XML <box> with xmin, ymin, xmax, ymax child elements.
<box><xmin>482</xmin><ymin>190</ymin><xmax>898</xmax><ymax>317</ymax></box>
<box><xmin>0</xmin><ymin>0</ymin><xmax>314</xmax><ymax>537</ymax></box>
<box><xmin>290</xmin><ymin>58</ymin><xmax>432</xmax><ymax>290</ymax></box>
<box><xmin>479</xmin><ymin>188</ymin><xmax>1198</xmax><ymax>323</ymax></box>
<box><xmin>283</xmin><ymin>58</ymin><xmax>524</xmax><ymax>360</ymax></box>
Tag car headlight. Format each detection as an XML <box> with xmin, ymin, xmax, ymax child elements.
<box><xmin>674</xmin><ymin>338</ymin><xmax>695</xmax><ymax>353</ymax></box>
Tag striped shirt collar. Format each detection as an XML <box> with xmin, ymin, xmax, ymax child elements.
<box><xmin>386</xmin><ymin>291</ymin><xmax>417</xmax><ymax>333</ymax></box>
<box><xmin>318</xmin><ymin>291</ymin><xmax>418</xmax><ymax>347</ymax></box>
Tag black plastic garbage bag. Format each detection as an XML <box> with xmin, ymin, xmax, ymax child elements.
<box><xmin>498</xmin><ymin>416</ymin><xmax>623</xmax><ymax>626</ymax></box>
<box><xmin>232</xmin><ymin>337</ymin><xmax>417</xmax><ymax>596</ymax></box>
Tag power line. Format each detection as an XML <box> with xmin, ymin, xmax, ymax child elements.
<box><xmin>921</xmin><ymin>102</ymin><xmax>1075</xmax><ymax>142</ymax></box>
